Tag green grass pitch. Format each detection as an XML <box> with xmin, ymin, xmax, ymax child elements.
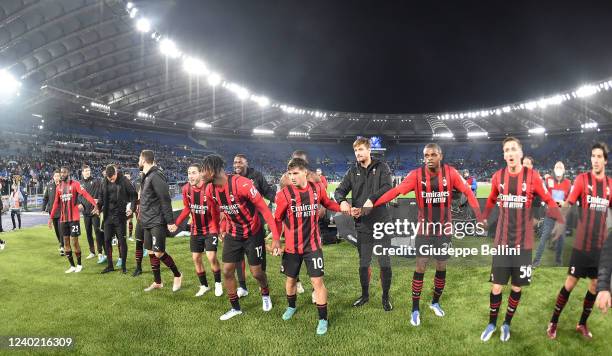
<box><xmin>0</xmin><ymin>221</ymin><xmax>610</xmax><ymax>355</ymax></box>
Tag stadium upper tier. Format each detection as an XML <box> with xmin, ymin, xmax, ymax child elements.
<box><xmin>1</xmin><ymin>0</ymin><xmax>612</xmax><ymax>140</ymax></box>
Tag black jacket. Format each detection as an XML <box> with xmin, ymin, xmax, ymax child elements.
<box><xmin>139</xmin><ymin>166</ymin><xmax>174</xmax><ymax>228</ymax></box>
<box><xmin>42</xmin><ymin>181</ymin><xmax>60</xmax><ymax>218</ymax></box>
<box><xmin>597</xmin><ymin>231</ymin><xmax>612</xmax><ymax>292</ymax></box>
<box><xmin>244</xmin><ymin>167</ymin><xmax>276</xmax><ymax>202</ymax></box>
<box><xmin>334</xmin><ymin>159</ymin><xmax>392</xmax><ymax>230</ymax></box>
<box><xmin>98</xmin><ymin>172</ymin><xmax>137</xmax><ymax>223</ymax></box>
<box><xmin>80</xmin><ymin>177</ymin><xmax>102</xmax><ymax>216</ymax></box>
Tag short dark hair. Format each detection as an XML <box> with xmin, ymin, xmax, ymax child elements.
<box><xmin>287</xmin><ymin>157</ymin><xmax>309</xmax><ymax>171</ymax></box>
<box><xmin>140</xmin><ymin>150</ymin><xmax>155</xmax><ymax>164</ymax></box>
<box><xmin>189</xmin><ymin>163</ymin><xmax>203</xmax><ymax>172</ymax></box>
<box><xmin>52</xmin><ymin>169</ymin><xmax>60</xmax><ymax>175</ymax></box>
<box><xmin>423</xmin><ymin>143</ymin><xmax>442</xmax><ymax>154</ymax></box>
<box><xmin>202</xmin><ymin>154</ymin><xmax>225</xmax><ymax>177</ymax></box>
<box><xmin>592</xmin><ymin>142</ymin><xmax>609</xmax><ymax>160</ymax></box>
<box><xmin>522</xmin><ymin>156</ymin><xmax>535</xmax><ymax>165</ymax></box>
<box><xmin>105</xmin><ymin>165</ymin><xmax>116</xmax><ymax>177</ymax></box>
<box><xmin>234</xmin><ymin>154</ymin><xmax>248</xmax><ymax>162</ymax></box>
<box><xmin>353</xmin><ymin>137</ymin><xmax>371</xmax><ymax>149</ymax></box>
<box><xmin>60</xmin><ymin>166</ymin><xmax>70</xmax><ymax>172</ymax></box>
<box><xmin>82</xmin><ymin>165</ymin><xmax>90</xmax><ymax>170</ymax></box>
<box><xmin>502</xmin><ymin>136</ymin><xmax>522</xmax><ymax>149</ymax></box>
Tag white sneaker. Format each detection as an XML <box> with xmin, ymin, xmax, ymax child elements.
<box><xmin>195</xmin><ymin>285</ymin><xmax>210</xmax><ymax>297</ymax></box>
<box><xmin>0</xmin><ymin>242</ymin><xmax>5</xmax><ymax>250</ymax></box>
<box><xmin>296</xmin><ymin>281</ymin><xmax>305</xmax><ymax>294</ymax></box>
<box><xmin>65</xmin><ymin>266</ymin><xmax>77</xmax><ymax>274</ymax></box>
<box><xmin>112</xmin><ymin>238</ymin><xmax>118</xmax><ymax>246</ymax></box>
<box><xmin>220</xmin><ymin>308</ymin><xmax>243</xmax><ymax>321</ymax></box>
<box><xmin>144</xmin><ymin>282</ymin><xmax>163</xmax><ymax>292</ymax></box>
<box><xmin>75</xmin><ymin>265</ymin><xmax>83</xmax><ymax>273</ymax></box>
<box><xmin>172</xmin><ymin>273</ymin><xmax>183</xmax><ymax>292</ymax></box>
<box><xmin>86</xmin><ymin>253</ymin><xmax>96</xmax><ymax>260</ymax></box>
<box><xmin>262</xmin><ymin>295</ymin><xmax>273</xmax><ymax>312</ymax></box>
<box><xmin>128</xmin><ymin>237</ymin><xmax>134</xmax><ymax>242</ymax></box>
<box><xmin>311</xmin><ymin>291</ymin><xmax>317</xmax><ymax>304</ymax></box>
<box><xmin>237</xmin><ymin>287</ymin><xmax>249</xmax><ymax>298</ymax></box>
<box><xmin>215</xmin><ymin>282</ymin><xmax>223</xmax><ymax>297</ymax></box>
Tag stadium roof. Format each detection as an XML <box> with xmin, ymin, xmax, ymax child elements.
<box><xmin>2</xmin><ymin>0</ymin><xmax>612</xmax><ymax>141</ymax></box>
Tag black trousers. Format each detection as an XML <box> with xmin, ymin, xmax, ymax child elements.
<box><xmin>84</xmin><ymin>215</ymin><xmax>104</xmax><ymax>255</ymax></box>
<box><xmin>52</xmin><ymin>217</ymin><xmax>63</xmax><ymax>247</ymax></box>
<box><xmin>11</xmin><ymin>210</ymin><xmax>21</xmax><ymax>229</ymax></box>
<box><xmin>104</xmin><ymin>218</ymin><xmax>127</xmax><ymax>268</ymax></box>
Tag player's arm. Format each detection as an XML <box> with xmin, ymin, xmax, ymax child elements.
<box><xmin>373</xmin><ymin>171</ymin><xmax>416</xmax><ymax>207</ymax></box>
<box><xmin>482</xmin><ymin>173</ymin><xmax>500</xmax><ymax>220</ymax></box>
<box><xmin>205</xmin><ymin>185</ymin><xmax>221</xmax><ymax>234</ymax></box>
<box><xmin>258</xmin><ymin>171</ymin><xmax>277</xmax><ymax>202</ymax></box>
<box><xmin>451</xmin><ymin>168</ymin><xmax>482</xmax><ymax>221</ymax></box>
<box><xmin>125</xmin><ymin>177</ymin><xmax>138</xmax><ymax>215</ymax></box>
<box><xmin>333</xmin><ymin>168</ymin><xmax>352</xmax><ymax>205</ymax></box>
<box><xmin>42</xmin><ymin>185</ymin><xmax>50</xmax><ymax>212</ymax></box>
<box><xmin>532</xmin><ymin>172</ymin><xmax>563</xmax><ymax>223</ymax></box>
<box><xmin>174</xmin><ymin>186</ymin><xmax>191</xmax><ymax>226</ymax></box>
<box><xmin>273</xmin><ymin>191</ymin><xmax>289</xmax><ymax>247</ymax></box>
<box><xmin>318</xmin><ymin>183</ymin><xmax>341</xmax><ymax>212</ymax></box>
<box><xmin>75</xmin><ymin>182</ymin><xmax>98</xmax><ymax>209</ymax></box>
<box><xmin>48</xmin><ymin>186</ymin><xmax>61</xmax><ymax>227</ymax></box>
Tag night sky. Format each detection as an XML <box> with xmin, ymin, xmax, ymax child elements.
<box><xmin>146</xmin><ymin>0</ymin><xmax>612</xmax><ymax>114</ymax></box>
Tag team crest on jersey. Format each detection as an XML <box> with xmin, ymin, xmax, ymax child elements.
<box><xmin>313</xmin><ymin>191</ymin><xmax>318</xmax><ymax>201</ymax></box>
<box><xmin>522</xmin><ymin>182</ymin><xmax>527</xmax><ymax>192</ymax></box>
<box><xmin>230</xmin><ymin>194</ymin><xmax>235</xmax><ymax>202</ymax></box>
<box><xmin>442</xmin><ymin>177</ymin><xmax>447</xmax><ymax>187</ymax></box>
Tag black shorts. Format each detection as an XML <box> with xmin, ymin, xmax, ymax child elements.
<box><xmin>222</xmin><ymin>229</ymin><xmax>265</xmax><ymax>265</ymax></box>
<box><xmin>490</xmin><ymin>249</ymin><xmax>533</xmax><ymax>286</ymax></box>
<box><xmin>568</xmin><ymin>249</ymin><xmax>600</xmax><ymax>279</ymax></box>
<box><xmin>61</xmin><ymin>221</ymin><xmax>81</xmax><ymax>237</ymax></box>
<box><xmin>281</xmin><ymin>249</ymin><xmax>324</xmax><ymax>278</ymax></box>
<box><xmin>135</xmin><ymin>221</ymin><xmax>144</xmax><ymax>241</ymax></box>
<box><xmin>143</xmin><ymin>225</ymin><xmax>167</xmax><ymax>252</ymax></box>
<box><xmin>415</xmin><ymin>235</ymin><xmax>452</xmax><ymax>261</ymax></box>
<box><xmin>190</xmin><ymin>234</ymin><xmax>219</xmax><ymax>253</ymax></box>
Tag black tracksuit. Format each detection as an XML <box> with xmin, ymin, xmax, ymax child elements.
<box><xmin>98</xmin><ymin>173</ymin><xmax>137</xmax><ymax>269</ymax></box>
<box><xmin>42</xmin><ymin>181</ymin><xmax>62</xmax><ymax>248</ymax></box>
<box><xmin>334</xmin><ymin>159</ymin><xmax>393</xmax><ymax>298</ymax></box>
<box><xmin>80</xmin><ymin>177</ymin><xmax>104</xmax><ymax>255</ymax></box>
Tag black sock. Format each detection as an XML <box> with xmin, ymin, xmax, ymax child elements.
<box><xmin>229</xmin><ymin>293</ymin><xmax>241</xmax><ymax>310</ymax></box>
<box><xmin>66</xmin><ymin>251</ymin><xmax>75</xmax><ymax>267</ymax></box>
<box><xmin>359</xmin><ymin>266</ymin><xmax>371</xmax><ymax>297</ymax></box>
<box><xmin>261</xmin><ymin>286</ymin><xmax>270</xmax><ymax>297</ymax></box>
<box><xmin>239</xmin><ymin>280</ymin><xmax>247</xmax><ymax>290</ymax></box>
<box><xmin>135</xmin><ymin>241</ymin><xmax>143</xmax><ymax>269</ymax></box>
<box><xmin>504</xmin><ymin>290</ymin><xmax>522</xmax><ymax>325</ymax></box>
<box><xmin>213</xmin><ymin>269</ymin><xmax>221</xmax><ymax>283</ymax></box>
<box><xmin>412</xmin><ymin>271</ymin><xmax>424</xmax><ymax>312</ymax></box>
<box><xmin>150</xmin><ymin>255</ymin><xmax>161</xmax><ymax>284</ymax></box>
<box><xmin>287</xmin><ymin>294</ymin><xmax>297</xmax><ymax>308</ymax></box>
<box><xmin>489</xmin><ymin>292</ymin><xmax>502</xmax><ymax>325</ymax></box>
<box><xmin>551</xmin><ymin>286</ymin><xmax>571</xmax><ymax>323</ymax></box>
<box><xmin>160</xmin><ymin>253</ymin><xmax>181</xmax><ymax>277</ymax></box>
<box><xmin>380</xmin><ymin>267</ymin><xmax>392</xmax><ymax>299</ymax></box>
<box><xmin>579</xmin><ymin>291</ymin><xmax>597</xmax><ymax>325</ymax></box>
<box><xmin>197</xmin><ymin>271</ymin><xmax>208</xmax><ymax>287</ymax></box>
<box><xmin>317</xmin><ymin>303</ymin><xmax>328</xmax><ymax>320</ymax></box>
<box><xmin>432</xmin><ymin>270</ymin><xmax>446</xmax><ymax>304</ymax></box>
<box><xmin>75</xmin><ymin>251</ymin><xmax>81</xmax><ymax>265</ymax></box>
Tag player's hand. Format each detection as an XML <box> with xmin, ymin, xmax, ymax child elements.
<box><xmin>271</xmin><ymin>239</ymin><xmax>281</xmax><ymax>256</ymax></box>
<box><xmin>78</xmin><ymin>204</ymin><xmax>84</xmax><ymax>211</ymax></box>
<box><xmin>94</xmin><ymin>199</ymin><xmax>99</xmax><ymax>204</ymax></box>
<box><xmin>219</xmin><ymin>232</ymin><xmax>226</xmax><ymax>241</ymax></box>
<box><xmin>47</xmin><ymin>218</ymin><xmax>52</xmax><ymax>229</ymax></box>
<box><xmin>596</xmin><ymin>291</ymin><xmax>611</xmax><ymax>313</ymax></box>
<box><xmin>91</xmin><ymin>207</ymin><xmax>100</xmax><ymax>215</ymax></box>
<box><xmin>351</xmin><ymin>207</ymin><xmax>362</xmax><ymax>218</ymax></box>
<box><xmin>481</xmin><ymin>219</ymin><xmax>488</xmax><ymax>231</ymax></box>
<box><xmin>551</xmin><ymin>222</ymin><xmax>565</xmax><ymax>241</ymax></box>
<box><xmin>126</xmin><ymin>209</ymin><xmax>132</xmax><ymax>217</ymax></box>
<box><xmin>340</xmin><ymin>201</ymin><xmax>352</xmax><ymax>215</ymax></box>
<box><xmin>167</xmin><ymin>224</ymin><xmax>177</xmax><ymax>233</ymax></box>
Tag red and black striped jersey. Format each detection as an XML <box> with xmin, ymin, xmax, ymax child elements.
<box><xmin>484</xmin><ymin>167</ymin><xmax>562</xmax><ymax>249</ymax></box>
<box><xmin>275</xmin><ymin>182</ymin><xmax>340</xmax><ymax>254</ymax></box>
<box><xmin>374</xmin><ymin>164</ymin><xmax>481</xmax><ymax>236</ymax></box>
<box><xmin>567</xmin><ymin>172</ymin><xmax>612</xmax><ymax>253</ymax></box>
<box><xmin>50</xmin><ymin>179</ymin><xmax>97</xmax><ymax>223</ymax></box>
<box><xmin>176</xmin><ymin>182</ymin><xmax>218</xmax><ymax>236</ymax></box>
<box><xmin>206</xmin><ymin>174</ymin><xmax>279</xmax><ymax>240</ymax></box>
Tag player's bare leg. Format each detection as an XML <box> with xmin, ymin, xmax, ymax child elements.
<box><xmin>206</xmin><ymin>251</ymin><xmax>223</xmax><ymax>296</ymax></box>
<box><xmin>193</xmin><ymin>252</ymin><xmax>210</xmax><ymax>297</ymax></box>
<box><xmin>220</xmin><ymin>262</ymin><xmax>243</xmax><ymax>320</ymax></box>
<box><xmin>63</xmin><ymin>236</ymin><xmax>76</xmax><ymax>273</ymax></box>
<box><xmin>249</xmin><ymin>264</ymin><xmax>272</xmax><ymax>311</ymax></box>
<box><xmin>312</xmin><ymin>276</ymin><xmax>329</xmax><ymax>335</ymax></box>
